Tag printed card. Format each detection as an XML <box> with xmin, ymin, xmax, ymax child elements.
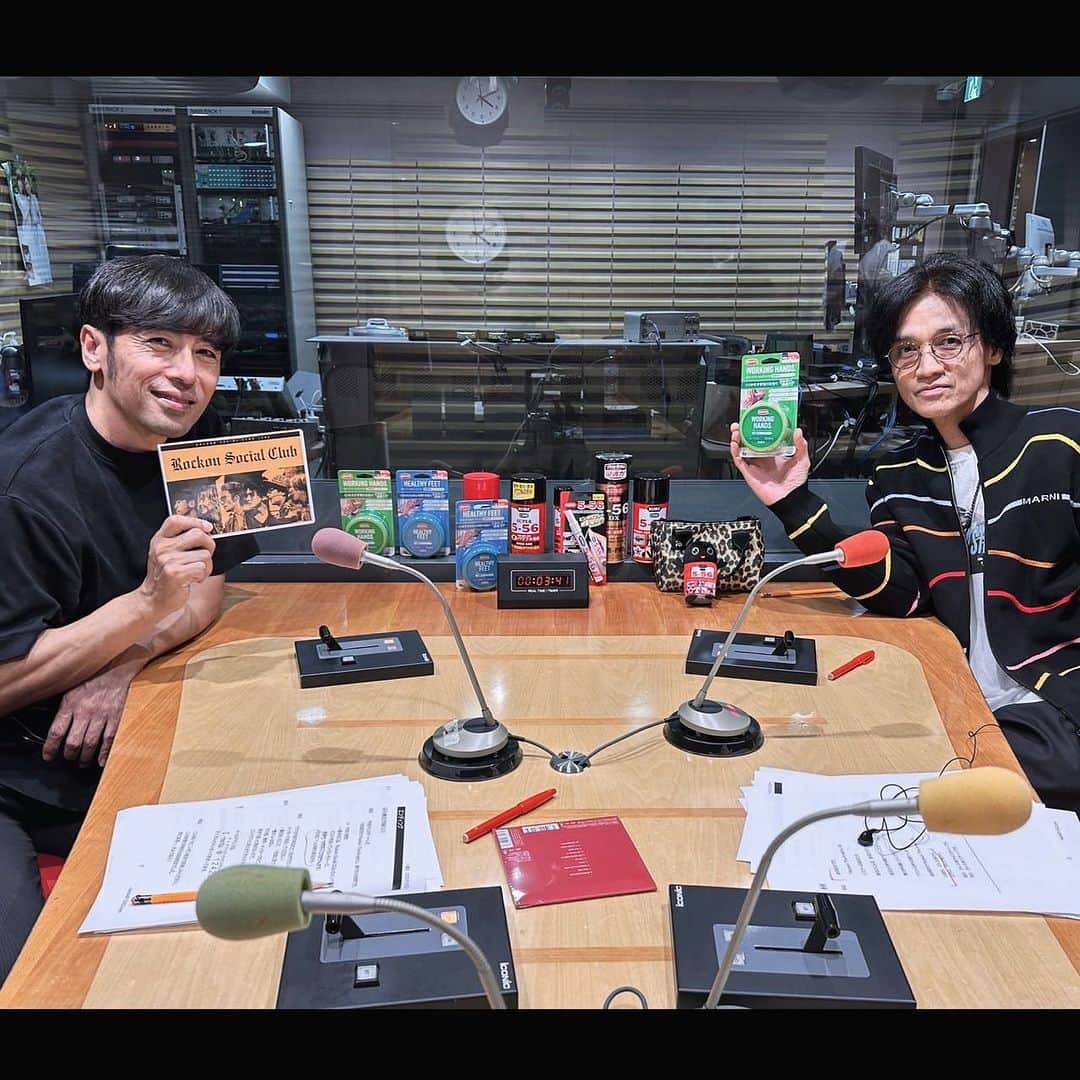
<box><xmin>158</xmin><ymin>428</ymin><xmax>314</xmax><ymax>536</ymax></box>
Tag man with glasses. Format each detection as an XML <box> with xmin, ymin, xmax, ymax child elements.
<box><xmin>731</xmin><ymin>252</ymin><xmax>1080</xmax><ymax>813</ymax></box>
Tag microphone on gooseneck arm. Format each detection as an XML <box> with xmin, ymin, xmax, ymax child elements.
<box><xmin>195</xmin><ymin>865</ymin><xmax>507</xmax><ymax>1009</ymax></box>
<box><xmin>703</xmin><ymin>766</ymin><xmax>1032</xmax><ymax>1008</ymax></box>
<box><xmin>310</xmin><ymin>527</ymin><xmax>521</xmax><ymax>781</ymax></box>
<box><xmin>665</xmin><ymin>529</ymin><xmax>892</xmax><ymax>757</ymax></box>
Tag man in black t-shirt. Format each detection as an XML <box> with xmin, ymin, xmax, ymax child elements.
<box><xmin>0</xmin><ymin>256</ymin><xmax>258</xmax><ymax>985</ymax></box>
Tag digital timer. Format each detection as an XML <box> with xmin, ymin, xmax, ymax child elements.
<box><xmin>497</xmin><ymin>554</ymin><xmax>590</xmax><ymax>609</ymax></box>
<box><xmin>511</xmin><ymin>571</ymin><xmax>575</xmax><ymax>591</ymax></box>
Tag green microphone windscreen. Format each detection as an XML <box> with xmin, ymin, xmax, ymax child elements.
<box><xmin>196</xmin><ymin>865</ymin><xmax>312</xmax><ymax>940</ymax></box>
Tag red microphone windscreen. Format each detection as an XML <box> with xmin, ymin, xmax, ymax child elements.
<box><xmin>835</xmin><ymin>529</ymin><xmax>890</xmax><ymax>569</ymax></box>
<box><xmin>311</xmin><ymin>527</ymin><xmax>368</xmax><ymax>570</ymax></box>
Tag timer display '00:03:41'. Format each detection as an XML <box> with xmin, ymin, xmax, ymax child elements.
<box><xmin>511</xmin><ymin>572</ymin><xmax>574</xmax><ymax>590</ymax></box>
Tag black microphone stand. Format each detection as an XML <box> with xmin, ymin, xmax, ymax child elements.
<box><xmin>305</xmin><ymin>889</ymin><xmax>508</xmax><ymax>1008</ymax></box>
<box><xmin>704</xmin><ymin>794</ymin><xmax>915</xmax><ymax>1007</ymax></box>
<box><xmin>362</xmin><ymin>550</ymin><xmax>522</xmax><ymax>781</ymax></box>
<box><xmin>665</xmin><ymin>548</ymin><xmax>844</xmax><ymax>757</ymax></box>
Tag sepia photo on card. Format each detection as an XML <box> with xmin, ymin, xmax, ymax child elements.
<box><xmin>158</xmin><ymin>428</ymin><xmax>315</xmax><ymax>537</ymax></box>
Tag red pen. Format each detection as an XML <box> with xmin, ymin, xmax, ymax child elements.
<box><xmin>463</xmin><ymin>788</ymin><xmax>558</xmax><ymax>843</ymax></box>
<box><xmin>827</xmin><ymin>649</ymin><xmax>875</xmax><ymax>681</ymax></box>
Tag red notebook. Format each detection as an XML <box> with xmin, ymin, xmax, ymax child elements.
<box><xmin>494</xmin><ymin>815</ymin><xmax>656</xmax><ymax>908</ymax></box>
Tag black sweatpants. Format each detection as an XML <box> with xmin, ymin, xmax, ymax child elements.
<box><xmin>993</xmin><ymin>700</ymin><xmax>1080</xmax><ymax>814</ymax></box>
<box><xmin>0</xmin><ymin>786</ymin><xmax>84</xmax><ymax>988</ymax></box>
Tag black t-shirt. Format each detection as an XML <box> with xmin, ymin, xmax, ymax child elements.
<box><xmin>0</xmin><ymin>394</ymin><xmax>258</xmax><ymax>809</ymax></box>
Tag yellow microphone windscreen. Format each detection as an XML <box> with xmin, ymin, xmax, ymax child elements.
<box><xmin>918</xmin><ymin>766</ymin><xmax>1032</xmax><ymax>835</ymax></box>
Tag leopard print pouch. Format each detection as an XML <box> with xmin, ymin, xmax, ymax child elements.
<box><xmin>648</xmin><ymin>518</ymin><xmax>764</xmax><ymax>593</ymax></box>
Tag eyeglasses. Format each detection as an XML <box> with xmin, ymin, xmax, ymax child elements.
<box><xmin>886</xmin><ymin>332</ymin><xmax>980</xmax><ymax>372</ymax></box>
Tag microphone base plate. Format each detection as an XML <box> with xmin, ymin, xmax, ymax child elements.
<box><xmin>685</xmin><ymin>629</ymin><xmax>818</xmax><ymax>686</ymax></box>
<box><xmin>669</xmin><ymin>885</ymin><xmax>915</xmax><ymax>1009</ymax></box>
<box><xmin>664</xmin><ymin>701</ymin><xmax>764</xmax><ymax>758</ymax></box>
<box><xmin>278</xmin><ymin>884</ymin><xmax>519</xmax><ymax>1010</ymax></box>
<box><xmin>420</xmin><ymin>728</ymin><xmax>523</xmax><ymax>782</ymax></box>
<box><xmin>294</xmin><ymin>630</ymin><xmax>434</xmax><ymax>688</ymax></box>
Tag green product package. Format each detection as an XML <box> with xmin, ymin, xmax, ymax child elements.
<box><xmin>337</xmin><ymin>469</ymin><xmax>396</xmax><ymax>555</ymax></box>
<box><xmin>738</xmin><ymin>352</ymin><xmax>800</xmax><ymax>458</ymax></box>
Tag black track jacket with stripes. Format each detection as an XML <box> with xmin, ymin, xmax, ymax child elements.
<box><xmin>769</xmin><ymin>391</ymin><xmax>1080</xmax><ymax>718</ymax></box>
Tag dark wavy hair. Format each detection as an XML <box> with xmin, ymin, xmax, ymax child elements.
<box><xmin>78</xmin><ymin>254</ymin><xmax>240</xmax><ymax>355</ymax></box>
<box><xmin>866</xmin><ymin>252</ymin><xmax>1016</xmax><ymax>398</ymax></box>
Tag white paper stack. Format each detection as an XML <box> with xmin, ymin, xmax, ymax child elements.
<box><xmin>80</xmin><ymin>774</ymin><xmax>443</xmax><ymax>934</ymax></box>
<box><xmin>737</xmin><ymin>768</ymin><xmax>1080</xmax><ymax>917</ymax></box>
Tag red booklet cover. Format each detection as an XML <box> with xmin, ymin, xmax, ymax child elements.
<box><xmin>494</xmin><ymin>816</ymin><xmax>656</xmax><ymax>908</ymax></box>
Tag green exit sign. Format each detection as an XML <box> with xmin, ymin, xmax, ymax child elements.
<box><xmin>964</xmin><ymin>76</ymin><xmax>983</xmax><ymax>103</ymax></box>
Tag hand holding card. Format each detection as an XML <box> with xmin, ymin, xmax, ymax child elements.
<box><xmin>139</xmin><ymin>514</ymin><xmax>216</xmax><ymax>616</ymax></box>
<box><xmin>157</xmin><ymin>429</ymin><xmax>314</xmax><ymax>538</ymax></box>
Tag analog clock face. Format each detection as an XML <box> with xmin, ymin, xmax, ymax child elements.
<box><xmin>455</xmin><ymin>76</ymin><xmax>508</xmax><ymax>127</ymax></box>
<box><xmin>445</xmin><ymin>207</ymin><xmax>507</xmax><ymax>266</ymax></box>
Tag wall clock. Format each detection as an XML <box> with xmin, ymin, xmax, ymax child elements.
<box><xmin>450</xmin><ymin>76</ymin><xmax>510</xmax><ymax>146</ymax></box>
<box><xmin>445</xmin><ymin>206</ymin><xmax>507</xmax><ymax>266</ymax></box>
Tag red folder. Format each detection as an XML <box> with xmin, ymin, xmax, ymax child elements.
<box><xmin>494</xmin><ymin>815</ymin><xmax>656</xmax><ymax>908</ymax></box>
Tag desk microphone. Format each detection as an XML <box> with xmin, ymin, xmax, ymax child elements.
<box><xmin>196</xmin><ymin>865</ymin><xmax>507</xmax><ymax>1009</ymax></box>
<box><xmin>311</xmin><ymin>527</ymin><xmax>521</xmax><ymax>781</ymax></box>
<box><xmin>665</xmin><ymin>529</ymin><xmax>891</xmax><ymax>756</ymax></box>
<box><xmin>703</xmin><ymin>766</ymin><xmax>1031</xmax><ymax>1008</ymax></box>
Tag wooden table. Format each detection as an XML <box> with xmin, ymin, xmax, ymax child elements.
<box><xmin>2</xmin><ymin>582</ymin><xmax>1079</xmax><ymax>1009</ymax></box>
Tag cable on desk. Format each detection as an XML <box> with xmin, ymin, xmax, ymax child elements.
<box><xmin>489</xmin><ymin>339</ymin><xmax>577</xmax><ymax>474</ymax></box>
<box><xmin>843</xmin><ymin>376</ymin><xmax>879</xmax><ymax>474</ymax></box>
<box><xmin>511</xmin><ymin>734</ymin><xmax>559</xmax><ymax>758</ymax></box>
<box><xmin>799</xmin><ymin>369</ymin><xmax>881</xmax><ymax>477</ymax></box>
<box><xmin>893</xmin><ymin>214</ymin><xmax>950</xmax><ymax>245</ymax></box>
<box><xmin>936</xmin><ymin>722</ymin><xmax>1001</xmax><ymax>776</ymax></box>
<box><xmin>1018</xmin><ymin>332</ymin><xmax>1080</xmax><ymax>376</ymax></box>
<box><xmin>808</xmin><ymin>419</ymin><xmax>850</xmax><ymax>477</ymax></box>
<box><xmin>861</xmin><ymin>395</ymin><xmax>898</xmax><ymax>468</ymax></box>
<box><xmin>858</xmin><ymin>722</ymin><xmax>1004</xmax><ymax>851</ymax></box>
<box><xmin>515</xmin><ymin>720</ymin><xmax>669</xmax><ymax>775</ymax></box>
<box><xmin>799</xmin><ymin>376</ymin><xmax>855</xmax><ymax>466</ymax></box>
<box><xmin>645</xmin><ymin>320</ymin><xmax>670</xmax><ymax>419</ymax></box>
<box><xmin>430</xmin><ymin>459</ymin><xmax>465</xmax><ymax>478</ymax></box>
<box><xmin>579</xmin><ymin>720</ymin><xmax>668</xmax><ymax>765</ymax></box>
<box><xmin>602</xmin><ymin>985</ymin><xmax>649</xmax><ymax>1009</ymax></box>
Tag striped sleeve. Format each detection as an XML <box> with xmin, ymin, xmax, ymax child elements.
<box><xmin>768</xmin><ymin>481</ymin><xmax>929</xmax><ymax>617</ymax></box>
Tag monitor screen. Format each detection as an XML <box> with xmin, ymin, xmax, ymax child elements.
<box><xmin>19</xmin><ymin>293</ymin><xmax>87</xmax><ymax>408</ymax></box>
<box><xmin>1025</xmin><ymin>212</ymin><xmax>1055</xmax><ymax>257</ymax></box>
<box><xmin>764</xmin><ymin>332</ymin><xmax>814</xmax><ymax>368</ymax></box>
